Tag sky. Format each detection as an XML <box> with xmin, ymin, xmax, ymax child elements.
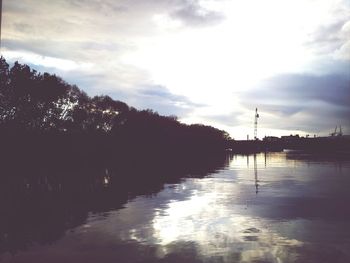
<box><xmin>1</xmin><ymin>0</ymin><xmax>350</xmax><ymax>139</ymax></box>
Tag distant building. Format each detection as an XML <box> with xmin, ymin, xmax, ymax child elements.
<box><xmin>281</xmin><ymin>134</ymin><xmax>300</xmax><ymax>143</ymax></box>
<box><xmin>263</xmin><ymin>136</ymin><xmax>280</xmax><ymax>142</ymax></box>
<box><xmin>281</xmin><ymin>134</ymin><xmax>299</xmax><ymax>139</ymax></box>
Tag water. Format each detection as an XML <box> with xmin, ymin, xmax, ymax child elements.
<box><xmin>1</xmin><ymin>152</ymin><xmax>350</xmax><ymax>263</ymax></box>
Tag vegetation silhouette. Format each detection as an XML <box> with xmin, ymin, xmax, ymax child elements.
<box><xmin>0</xmin><ymin>56</ymin><xmax>233</xmax><ymax>254</ymax></box>
<box><xmin>0</xmin><ymin>56</ymin><xmax>231</xmax><ymax>167</ymax></box>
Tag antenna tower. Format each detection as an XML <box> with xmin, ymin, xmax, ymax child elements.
<box><xmin>254</xmin><ymin>108</ymin><xmax>259</xmax><ymax>140</ymax></box>
<box><xmin>0</xmin><ymin>0</ymin><xmax>2</xmax><ymax>49</ymax></box>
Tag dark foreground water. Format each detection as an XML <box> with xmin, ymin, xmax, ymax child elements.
<box><xmin>1</xmin><ymin>152</ymin><xmax>350</xmax><ymax>263</ymax></box>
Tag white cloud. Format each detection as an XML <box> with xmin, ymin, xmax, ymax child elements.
<box><xmin>334</xmin><ymin>20</ymin><xmax>350</xmax><ymax>60</ymax></box>
<box><xmin>3</xmin><ymin>50</ymin><xmax>93</xmax><ymax>71</ymax></box>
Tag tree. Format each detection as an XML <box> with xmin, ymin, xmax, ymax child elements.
<box><xmin>0</xmin><ymin>56</ymin><xmax>11</xmax><ymax>124</ymax></box>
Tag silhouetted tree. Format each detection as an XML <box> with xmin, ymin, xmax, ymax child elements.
<box><xmin>0</xmin><ymin>56</ymin><xmax>231</xmax><ymax>162</ymax></box>
<box><xmin>0</xmin><ymin>57</ymin><xmax>11</xmax><ymax>125</ymax></box>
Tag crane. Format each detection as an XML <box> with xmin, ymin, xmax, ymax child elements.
<box><xmin>0</xmin><ymin>0</ymin><xmax>2</xmax><ymax>49</ymax></box>
<box><xmin>254</xmin><ymin>108</ymin><xmax>259</xmax><ymax>140</ymax></box>
<box><xmin>330</xmin><ymin>125</ymin><xmax>343</xmax><ymax>137</ymax></box>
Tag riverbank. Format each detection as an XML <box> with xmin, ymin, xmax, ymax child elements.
<box><xmin>229</xmin><ymin>136</ymin><xmax>350</xmax><ymax>154</ymax></box>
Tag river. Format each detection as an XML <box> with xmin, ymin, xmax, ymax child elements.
<box><xmin>1</xmin><ymin>152</ymin><xmax>350</xmax><ymax>263</ymax></box>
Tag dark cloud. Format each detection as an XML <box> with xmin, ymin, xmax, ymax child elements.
<box><xmin>4</xmin><ymin>0</ymin><xmax>225</xmax><ymax>32</ymax></box>
<box><xmin>264</xmin><ymin>104</ymin><xmax>349</xmax><ymax>133</ymax></box>
<box><xmin>243</xmin><ymin>73</ymin><xmax>350</xmax><ymax>108</ymax></box>
<box><xmin>3</xmin><ymin>0</ymin><xmax>31</xmax><ymax>13</ymax></box>
<box><xmin>133</xmin><ymin>85</ymin><xmax>204</xmax><ymax>117</ymax></box>
<box><xmin>114</xmin><ymin>0</ymin><xmax>225</xmax><ymax>26</ymax></box>
<box><xmin>2</xmin><ymin>0</ymin><xmax>225</xmax><ymax>66</ymax></box>
<box><xmin>2</xmin><ymin>38</ymin><xmax>123</xmax><ymax>63</ymax></box>
<box><xmin>68</xmin><ymin>0</ymin><xmax>126</xmax><ymax>13</ymax></box>
<box><xmin>3</xmin><ymin>39</ymin><xmax>73</xmax><ymax>60</ymax></box>
<box><xmin>239</xmin><ymin>73</ymin><xmax>350</xmax><ymax>133</ymax></box>
<box><xmin>170</xmin><ymin>0</ymin><xmax>224</xmax><ymax>26</ymax></box>
<box><xmin>254</xmin><ymin>104</ymin><xmax>350</xmax><ymax>134</ymax></box>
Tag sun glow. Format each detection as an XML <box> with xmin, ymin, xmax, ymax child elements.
<box><xmin>122</xmin><ymin>0</ymin><xmax>329</xmax><ymax>104</ymax></box>
<box><xmin>119</xmin><ymin>0</ymin><xmax>341</xmax><ymax>138</ymax></box>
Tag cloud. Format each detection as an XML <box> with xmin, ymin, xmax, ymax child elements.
<box><xmin>334</xmin><ymin>21</ymin><xmax>350</xmax><ymax>60</ymax></box>
<box><xmin>2</xmin><ymin>0</ymin><xmax>349</xmax><ymax>137</ymax></box>
<box><xmin>131</xmin><ymin>85</ymin><xmax>204</xmax><ymax>117</ymax></box>
<box><xmin>3</xmin><ymin>48</ymin><xmax>200</xmax><ymax>119</ymax></box>
<box><xmin>202</xmin><ymin>112</ymin><xmax>240</xmax><ymax>126</ymax></box>
<box><xmin>9</xmin><ymin>56</ymin><xmax>200</xmax><ymax>118</ymax></box>
<box><xmin>305</xmin><ymin>1</ymin><xmax>350</xmax><ymax>60</ymax></box>
<box><xmin>243</xmin><ymin>73</ymin><xmax>350</xmax><ymax>108</ymax></box>
<box><xmin>170</xmin><ymin>0</ymin><xmax>224</xmax><ymax>26</ymax></box>
<box><xmin>2</xmin><ymin>38</ymin><xmax>123</xmax><ymax>62</ymax></box>
<box><xmin>191</xmin><ymin>110</ymin><xmax>244</xmax><ymax>129</ymax></box>
<box><xmin>239</xmin><ymin>73</ymin><xmax>350</xmax><ymax>134</ymax></box>
<box><xmin>3</xmin><ymin>0</ymin><xmax>224</xmax><ymax>37</ymax></box>
<box><xmin>2</xmin><ymin>0</ymin><xmax>226</xmax><ymax>103</ymax></box>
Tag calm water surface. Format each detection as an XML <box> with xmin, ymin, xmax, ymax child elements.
<box><xmin>1</xmin><ymin>152</ymin><xmax>350</xmax><ymax>263</ymax></box>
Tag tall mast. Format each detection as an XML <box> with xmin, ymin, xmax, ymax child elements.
<box><xmin>254</xmin><ymin>108</ymin><xmax>259</xmax><ymax>140</ymax></box>
<box><xmin>0</xmin><ymin>0</ymin><xmax>2</xmax><ymax>50</ymax></box>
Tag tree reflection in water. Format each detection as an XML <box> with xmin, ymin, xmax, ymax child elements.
<box><xmin>1</xmin><ymin>152</ymin><xmax>350</xmax><ymax>263</ymax></box>
<box><xmin>0</xmin><ymin>152</ymin><xmax>230</xmax><ymax>256</ymax></box>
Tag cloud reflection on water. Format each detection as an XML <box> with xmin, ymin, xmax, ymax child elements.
<box><xmin>118</xmin><ymin>153</ymin><xmax>350</xmax><ymax>262</ymax></box>
<box><xmin>149</xmin><ymin>185</ymin><xmax>303</xmax><ymax>262</ymax></box>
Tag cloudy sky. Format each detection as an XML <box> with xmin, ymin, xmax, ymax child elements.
<box><xmin>1</xmin><ymin>0</ymin><xmax>350</xmax><ymax>139</ymax></box>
